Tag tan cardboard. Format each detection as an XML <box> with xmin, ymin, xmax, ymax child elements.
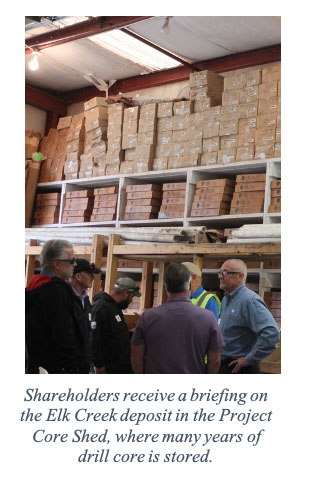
<box><xmin>274</xmin><ymin>143</ymin><xmax>281</xmax><ymax>157</ymax></box>
<box><xmin>62</xmin><ymin>209</ymin><xmax>92</xmax><ymax>218</ymax></box>
<box><xmin>275</xmin><ymin>128</ymin><xmax>281</xmax><ymax>143</ymax></box>
<box><xmin>108</xmin><ymin>102</ymin><xmax>125</xmax><ymax>114</ymax></box>
<box><xmin>157</xmin><ymin>131</ymin><xmax>172</xmax><ymax>145</ymax></box>
<box><xmin>236</xmin><ymin>147</ymin><xmax>255</xmax><ymax>161</ymax></box>
<box><xmin>57</xmin><ymin>116</ymin><xmax>72</xmax><ymax>130</ymax></box>
<box><xmin>237</xmin><ymin>128</ymin><xmax>256</xmax><ymax>146</ymax></box>
<box><xmin>258</xmin><ymin>97</ymin><xmax>280</xmax><ymax>114</ymax></box>
<box><xmin>258</xmin><ymin>81</ymin><xmax>278</xmax><ymax>99</ymax></box>
<box><xmin>255</xmin><ymin>128</ymin><xmax>276</xmax><ymax>146</ymax></box>
<box><xmin>169</xmin><ymin>142</ymin><xmax>187</xmax><ymax>157</ymax></box>
<box><xmin>155</xmin><ymin>144</ymin><xmax>170</xmax><ymax>158</ymax></box>
<box><xmin>85</xmin><ymin>106</ymin><xmax>108</xmax><ymax>122</ymax></box>
<box><xmin>256</xmin><ymin>113</ymin><xmax>277</xmax><ymax>129</ymax></box>
<box><xmin>220</xmin><ymin>135</ymin><xmax>238</xmax><ymax>149</ymax></box>
<box><xmin>122</xmin><ymin>133</ymin><xmax>138</xmax><ymax>149</ymax></box>
<box><xmin>219</xmin><ymin>119</ymin><xmax>239</xmax><ymax>136</ymax></box>
<box><xmin>127</xmin><ymin>198</ymin><xmax>162</xmax><ymax>206</ymax></box>
<box><xmin>189</xmin><ymin>69</ymin><xmax>224</xmax><ymax>89</ymax></box>
<box><xmin>138</xmin><ymin>131</ymin><xmax>157</xmax><ymax>146</ymax></box>
<box><xmin>220</xmin><ymin>104</ymin><xmax>239</xmax><ymax>121</ymax></box>
<box><xmin>271</xmin><ymin>188</ymin><xmax>281</xmax><ymax>197</ymax></box>
<box><xmin>188</xmin><ymin>126</ymin><xmax>204</xmax><ymax>140</ymax></box>
<box><xmin>197</xmin><ymin>178</ymin><xmax>235</xmax><ymax>189</ymax></box>
<box><xmin>91</xmin><ymin>214</ymin><xmax>115</xmax><ymax>222</ymax></box>
<box><xmin>124</xmin><ymin>148</ymin><xmax>136</xmax><ymax>161</ymax></box>
<box><xmin>261</xmin><ymin>65</ymin><xmax>281</xmax><ymax>84</ymax></box>
<box><xmin>202</xmin><ymin>137</ymin><xmax>220</xmax><ymax>153</ymax></box>
<box><xmin>163</xmin><ymin>182</ymin><xmax>187</xmax><ymax>190</ymax></box>
<box><xmin>236</xmin><ymin>173</ymin><xmax>266</xmax><ymax>183</ymax></box>
<box><xmin>158</xmin><ymin>210</ymin><xmax>184</xmax><ymax>218</ymax></box>
<box><xmin>84</xmin><ymin>97</ymin><xmax>108</xmax><ymax>111</ymax></box>
<box><xmin>230</xmin><ymin>204</ymin><xmax>263</xmax><ymax>214</ymax></box>
<box><xmin>94</xmin><ymin>186</ymin><xmax>118</xmax><ymax>195</ymax></box>
<box><xmin>235</xmin><ymin>182</ymin><xmax>266</xmax><ymax>192</ymax></box>
<box><xmin>138</xmin><ymin>117</ymin><xmax>157</xmax><ymax>133</ymax></box>
<box><xmin>127</xmin><ymin>191</ymin><xmax>162</xmax><ymax>200</ymax></box>
<box><xmin>239</xmin><ymin>86</ymin><xmax>259</xmax><ymax>103</ymax></box>
<box><xmin>108</xmin><ymin>112</ymin><xmax>123</xmax><ymax>125</ymax></box>
<box><xmin>62</xmin><ymin>216</ymin><xmax>90</xmax><ymax>224</ymax></box>
<box><xmin>107</xmin><ymin>126</ymin><xmax>122</xmax><ymax>139</ymax></box>
<box><xmin>157</xmin><ymin>117</ymin><xmax>174</xmax><ymax>132</ymax></box>
<box><xmin>126</xmin><ymin>183</ymin><xmax>162</xmax><ymax>193</ymax></box>
<box><xmin>105</xmin><ymin>163</ymin><xmax>120</xmax><ymax>175</ymax></box>
<box><xmin>203</xmin><ymin>121</ymin><xmax>220</xmax><ymax>138</ymax></box>
<box><xmin>123</xmin><ymin>106</ymin><xmax>140</xmax><ymax>121</ymax></box>
<box><xmin>135</xmin><ymin>144</ymin><xmax>155</xmax><ymax>160</ymax></box>
<box><xmin>217</xmin><ymin>149</ymin><xmax>236</xmax><ymax>164</ymax></box>
<box><xmin>66</xmin><ymin>189</ymin><xmax>94</xmax><ymax>198</ymax></box>
<box><xmin>140</xmin><ymin>103</ymin><xmax>157</xmax><ymax>118</ymax></box>
<box><xmin>86</xmin><ymin>126</ymin><xmax>107</xmax><ymax>142</ymax></box>
<box><xmin>241</xmin><ymin>69</ymin><xmax>262</xmax><ymax>87</ymax></box>
<box><xmin>157</xmin><ymin>102</ymin><xmax>173</xmax><ymax>118</ymax></box>
<box><xmin>124</xmin><ymin>212</ymin><xmax>158</xmax><ymax>220</ymax></box>
<box><xmin>168</xmin><ymin>157</ymin><xmax>183</xmax><ymax>169</ymax></box>
<box><xmin>223</xmin><ymin>75</ymin><xmax>244</xmax><ymax>91</ymax></box>
<box><xmin>161</xmin><ymin>197</ymin><xmax>185</xmax><ymax>205</ymax></box>
<box><xmin>85</xmin><ymin>119</ymin><xmax>108</xmax><ymax>132</ymax></box>
<box><xmin>194</xmin><ymin>192</ymin><xmax>232</xmax><ymax>203</ymax></box>
<box><xmin>122</xmin><ymin>119</ymin><xmax>139</xmax><ymax>135</ymax></box>
<box><xmin>108</xmin><ymin>136</ymin><xmax>122</xmax><ymax>152</ymax></box>
<box><xmin>172</xmin><ymin>115</ymin><xmax>191</xmax><ymax>131</ymax></box>
<box><xmin>194</xmin><ymin>96</ymin><xmax>219</xmax><ymax>113</ymax></box>
<box><xmin>222</xmin><ymin>90</ymin><xmax>240</xmax><ymax>106</ymax></box>
<box><xmin>202</xmin><ymin>106</ymin><xmax>221</xmax><ymax>120</ymax></box>
<box><xmin>191</xmin><ymin>206</ymin><xmax>229</xmax><ymax>217</ymax></box>
<box><xmin>106</xmin><ymin>150</ymin><xmax>124</xmax><ymax>165</ymax></box>
<box><xmin>173</xmin><ymin>100</ymin><xmax>194</xmax><ymax>116</ymax></box>
<box><xmin>152</xmin><ymin>158</ymin><xmax>168</xmax><ymax>171</ymax></box>
<box><xmin>172</xmin><ymin>129</ymin><xmax>189</xmax><ymax>142</ymax></box>
<box><xmin>200</xmin><ymin>152</ymin><xmax>218</xmax><ymax>166</ymax></box>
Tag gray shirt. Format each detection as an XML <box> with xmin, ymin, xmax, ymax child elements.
<box><xmin>132</xmin><ymin>296</ymin><xmax>224</xmax><ymax>374</ymax></box>
<box><xmin>220</xmin><ymin>284</ymin><xmax>280</xmax><ymax>365</ymax></box>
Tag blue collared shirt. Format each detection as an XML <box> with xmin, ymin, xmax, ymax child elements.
<box><xmin>190</xmin><ymin>286</ymin><xmax>219</xmax><ymax>320</ymax></box>
<box><xmin>71</xmin><ymin>286</ymin><xmax>89</xmax><ymax>309</ymax></box>
<box><xmin>219</xmin><ymin>284</ymin><xmax>280</xmax><ymax>365</ymax></box>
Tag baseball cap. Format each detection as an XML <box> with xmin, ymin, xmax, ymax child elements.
<box><xmin>73</xmin><ymin>259</ymin><xmax>101</xmax><ymax>275</ymax></box>
<box><xmin>114</xmin><ymin>277</ymin><xmax>141</xmax><ymax>297</ymax></box>
<box><xmin>182</xmin><ymin>262</ymin><xmax>202</xmax><ymax>278</ymax></box>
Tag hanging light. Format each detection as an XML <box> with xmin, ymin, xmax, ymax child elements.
<box><xmin>28</xmin><ymin>50</ymin><xmax>41</xmax><ymax>71</ymax></box>
<box><xmin>161</xmin><ymin>16</ymin><xmax>172</xmax><ymax>34</ymax></box>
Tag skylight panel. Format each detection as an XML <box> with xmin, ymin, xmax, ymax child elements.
<box><xmin>89</xmin><ymin>29</ymin><xmax>181</xmax><ymax>72</ymax></box>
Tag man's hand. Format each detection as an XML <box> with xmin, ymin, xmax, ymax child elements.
<box><xmin>94</xmin><ymin>366</ymin><xmax>106</xmax><ymax>374</ymax></box>
<box><xmin>228</xmin><ymin>356</ymin><xmax>248</xmax><ymax>373</ymax></box>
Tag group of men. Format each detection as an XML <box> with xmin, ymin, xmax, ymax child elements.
<box><xmin>25</xmin><ymin>239</ymin><xmax>280</xmax><ymax>375</ymax></box>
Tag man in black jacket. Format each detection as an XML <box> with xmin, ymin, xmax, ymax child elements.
<box><xmin>91</xmin><ymin>277</ymin><xmax>141</xmax><ymax>374</ymax></box>
<box><xmin>26</xmin><ymin>240</ymin><xmax>95</xmax><ymax>374</ymax></box>
<box><xmin>70</xmin><ymin>258</ymin><xmax>102</xmax><ymax>373</ymax></box>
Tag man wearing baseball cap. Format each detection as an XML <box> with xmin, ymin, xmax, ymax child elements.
<box><xmin>70</xmin><ymin>258</ymin><xmax>102</xmax><ymax>373</ymax></box>
<box><xmin>91</xmin><ymin>277</ymin><xmax>141</xmax><ymax>374</ymax></box>
<box><xmin>182</xmin><ymin>262</ymin><xmax>221</xmax><ymax>320</ymax></box>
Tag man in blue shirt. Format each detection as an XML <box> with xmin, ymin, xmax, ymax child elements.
<box><xmin>182</xmin><ymin>262</ymin><xmax>221</xmax><ymax>319</ymax></box>
<box><xmin>218</xmin><ymin>259</ymin><xmax>280</xmax><ymax>374</ymax></box>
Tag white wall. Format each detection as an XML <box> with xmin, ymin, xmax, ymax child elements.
<box><xmin>25</xmin><ymin>104</ymin><xmax>47</xmax><ymax>137</ymax></box>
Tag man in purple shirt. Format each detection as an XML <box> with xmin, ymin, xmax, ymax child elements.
<box><xmin>131</xmin><ymin>263</ymin><xmax>224</xmax><ymax>374</ymax></box>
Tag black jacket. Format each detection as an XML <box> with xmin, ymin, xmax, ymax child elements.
<box><xmin>26</xmin><ymin>276</ymin><xmax>91</xmax><ymax>374</ymax></box>
<box><xmin>91</xmin><ymin>292</ymin><xmax>131</xmax><ymax>374</ymax></box>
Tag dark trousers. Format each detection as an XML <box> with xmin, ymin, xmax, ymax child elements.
<box><xmin>219</xmin><ymin>358</ymin><xmax>260</xmax><ymax>374</ymax></box>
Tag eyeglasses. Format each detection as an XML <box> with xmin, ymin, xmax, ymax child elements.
<box><xmin>55</xmin><ymin>258</ymin><xmax>77</xmax><ymax>265</ymax></box>
<box><xmin>217</xmin><ymin>270</ymin><xmax>242</xmax><ymax>278</ymax></box>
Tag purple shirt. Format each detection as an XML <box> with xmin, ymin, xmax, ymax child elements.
<box><xmin>131</xmin><ymin>296</ymin><xmax>224</xmax><ymax>374</ymax></box>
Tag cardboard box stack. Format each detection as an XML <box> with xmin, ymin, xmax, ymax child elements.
<box><xmin>191</xmin><ymin>178</ymin><xmax>235</xmax><ymax>217</ymax></box>
<box><xmin>64</xmin><ymin>115</ymin><xmax>85</xmax><ymax>180</ymax></box>
<box><xmin>124</xmin><ymin>184</ymin><xmax>162</xmax><ymax>220</ymax></box>
<box><xmin>264</xmin><ymin>290</ymin><xmax>281</xmax><ymax>329</ymax></box>
<box><xmin>106</xmin><ymin>102</ymin><xmax>125</xmax><ymax>176</ymax></box>
<box><xmin>48</xmin><ymin>116</ymin><xmax>72</xmax><ymax>182</ymax></box>
<box><xmin>119</xmin><ymin>106</ymin><xmax>140</xmax><ymax>174</ymax></box>
<box><xmin>62</xmin><ymin>190</ymin><xmax>94</xmax><ymax>224</ymax></box>
<box><xmin>133</xmin><ymin>103</ymin><xmax>157</xmax><ymax>173</ymax></box>
<box><xmin>189</xmin><ymin>69</ymin><xmax>224</xmax><ymax>109</ymax></box>
<box><xmin>32</xmin><ymin>192</ymin><xmax>61</xmax><ymax>225</ymax></box>
<box><xmin>25</xmin><ymin>130</ymin><xmax>41</xmax><ymax>159</ymax></box>
<box><xmin>81</xmin><ymin>98</ymin><xmax>109</xmax><ymax>178</ymax></box>
<box><xmin>230</xmin><ymin>173</ymin><xmax>266</xmax><ymax>214</ymax></box>
<box><xmin>38</xmin><ymin>128</ymin><xmax>59</xmax><ymax>182</ymax></box>
<box><xmin>269</xmin><ymin>179</ymin><xmax>281</xmax><ymax>213</ymax></box>
<box><xmin>158</xmin><ymin>182</ymin><xmax>186</xmax><ymax>218</ymax></box>
<box><xmin>90</xmin><ymin>187</ymin><xmax>118</xmax><ymax>222</ymax></box>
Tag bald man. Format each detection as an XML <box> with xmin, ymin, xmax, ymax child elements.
<box><xmin>218</xmin><ymin>259</ymin><xmax>280</xmax><ymax>374</ymax></box>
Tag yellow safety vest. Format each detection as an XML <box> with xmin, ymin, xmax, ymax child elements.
<box><xmin>191</xmin><ymin>291</ymin><xmax>221</xmax><ymax>314</ymax></box>
<box><xmin>191</xmin><ymin>290</ymin><xmax>221</xmax><ymax>367</ymax></box>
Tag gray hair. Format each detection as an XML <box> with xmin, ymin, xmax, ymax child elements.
<box><xmin>40</xmin><ymin>239</ymin><xmax>73</xmax><ymax>268</ymax></box>
<box><xmin>164</xmin><ymin>263</ymin><xmax>191</xmax><ymax>293</ymax></box>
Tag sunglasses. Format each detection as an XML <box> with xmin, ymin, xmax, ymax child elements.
<box><xmin>217</xmin><ymin>270</ymin><xmax>242</xmax><ymax>278</ymax></box>
<box><xmin>55</xmin><ymin>257</ymin><xmax>77</xmax><ymax>265</ymax></box>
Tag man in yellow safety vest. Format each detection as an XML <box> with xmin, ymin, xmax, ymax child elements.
<box><xmin>182</xmin><ymin>262</ymin><xmax>221</xmax><ymax>320</ymax></box>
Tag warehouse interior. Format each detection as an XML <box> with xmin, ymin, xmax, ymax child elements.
<box><xmin>25</xmin><ymin>15</ymin><xmax>281</xmax><ymax>374</ymax></box>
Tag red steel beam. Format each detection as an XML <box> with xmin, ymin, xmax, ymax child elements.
<box><xmin>26</xmin><ymin>85</ymin><xmax>67</xmax><ymax>115</ymax></box>
<box><xmin>25</xmin><ymin>16</ymin><xmax>153</xmax><ymax>54</ymax></box>
<box><xmin>59</xmin><ymin>44</ymin><xmax>281</xmax><ymax>105</ymax></box>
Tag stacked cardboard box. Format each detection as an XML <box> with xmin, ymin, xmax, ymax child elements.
<box><xmin>107</xmin><ymin>103</ymin><xmax>125</xmax><ymax>176</ymax></box>
<box><xmin>158</xmin><ymin>182</ymin><xmax>186</xmax><ymax>218</ymax></box>
<box><xmin>32</xmin><ymin>192</ymin><xmax>61</xmax><ymax>225</ymax></box>
<box><xmin>230</xmin><ymin>173</ymin><xmax>266</xmax><ymax>214</ymax></box>
<box><xmin>62</xmin><ymin>190</ymin><xmax>94</xmax><ymax>224</ymax></box>
<box><xmin>269</xmin><ymin>179</ymin><xmax>281</xmax><ymax>213</ymax></box>
<box><xmin>25</xmin><ymin>130</ymin><xmax>41</xmax><ymax>159</ymax></box>
<box><xmin>134</xmin><ymin>104</ymin><xmax>157</xmax><ymax>172</ymax></box>
<box><xmin>48</xmin><ymin>117</ymin><xmax>72</xmax><ymax>182</ymax></box>
<box><xmin>124</xmin><ymin>183</ymin><xmax>162</xmax><ymax>220</ymax></box>
<box><xmin>189</xmin><ymin>69</ymin><xmax>224</xmax><ymax>108</ymax></box>
<box><xmin>38</xmin><ymin>128</ymin><xmax>59</xmax><ymax>182</ymax></box>
<box><xmin>64</xmin><ymin>115</ymin><xmax>85</xmax><ymax>180</ymax></box>
<box><xmin>81</xmin><ymin>98</ymin><xmax>109</xmax><ymax>178</ymax></box>
<box><xmin>119</xmin><ymin>106</ymin><xmax>140</xmax><ymax>174</ymax></box>
<box><xmin>90</xmin><ymin>187</ymin><xmax>118</xmax><ymax>222</ymax></box>
<box><xmin>191</xmin><ymin>178</ymin><xmax>235</xmax><ymax>217</ymax></box>
<box><xmin>264</xmin><ymin>290</ymin><xmax>281</xmax><ymax>329</ymax></box>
